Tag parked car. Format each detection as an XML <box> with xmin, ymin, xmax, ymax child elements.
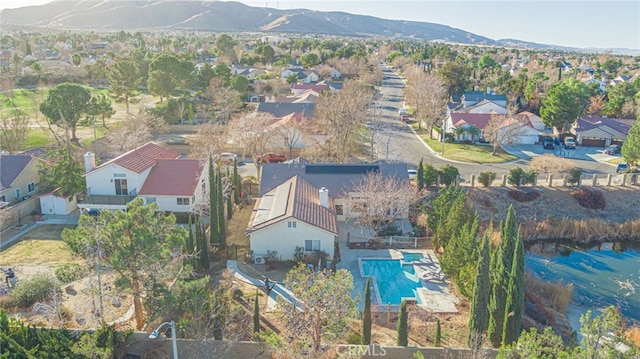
<box><xmin>564</xmin><ymin>137</ymin><xmax>576</xmax><ymax>149</ymax></box>
<box><xmin>261</xmin><ymin>153</ymin><xmax>287</xmax><ymax>163</ymax></box>
<box><xmin>604</xmin><ymin>145</ymin><xmax>621</xmax><ymax>155</ymax></box>
<box><xmin>543</xmin><ymin>136</ymin><xmax>555</xmax><ymax>150</ymax></box>
<box><xmin>400</xmin><ymin>115</ymin><xmax>410</xmax><ymax>123</ymax></box>
<box><xmin>616</xmin><ymin>162</ymin><xmax>628</xmax><ymax>173</ymax></box>
<box><xmin>219</xmin><ymin>152</ymin><xmax>238</xmax><ymax>163</ymax></box>
<box><xmin>407</xmin><ymin>169</ymin><xmax>417</xmax><ymax>180</ymax></box>
<box><xmin>366</xmin><ymin>121</ymin><xmax>373</xmax><ymax>129</ymax></box>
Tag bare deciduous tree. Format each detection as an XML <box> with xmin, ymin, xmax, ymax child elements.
<box><xmin>0</xmin><ymin>108</ymin><xmax>29</xmax><ymax>154</ymax></box>
<box><xmin>227</xmin><ymin>112</ymin><xmax>279</xmax><ymax>178</ymax></box>
<box><xmin>529</xmin><ymin>154</ymin><xmax>574</xmax><ymax>175</ymax></box>
<box><xmin>483</xmin><ymin>114</ymin><xmax>529</xmax><ymax>155</ymax></box>
<box><xmin>404</xmin><ymin>66</ymin><xmax>448</xmax><ymax>135</ymax></box>
<box><xmin>344</xmin><ymin>172</ymin><xmax>419</xmax><ymax>235</ymax></box>
<box><xmin>208</xmin><ymin>78</ymin><xmax>241</xmax><ymax>122</ymax></box>
<box><xmin>187</xmin><ymin>122</ymin><xmax>229</xmax><ymax>158</ymax></box>
<box><xmin>312</xmin><ymin>79</ymin><xmax>373</xmax><ymax>163</ymax></box>
<box><xmin>103</xmin><ymin>118</ymin><xmax>153</xmax><ymax>156</ymax></box>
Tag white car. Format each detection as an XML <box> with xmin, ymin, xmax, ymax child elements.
<box><xmin>407</xmin><ymin>169</ymin><xmax>417</xmax><ymax>180</ymax></box>
<box><xmin>219</xmin><ymin>152</ymin><xmax>238</xmax><ymax>163</ymax></box>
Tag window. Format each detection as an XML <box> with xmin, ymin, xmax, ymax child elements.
<box><xmin>335</xmin><ymin>204</ymin><xmax>344</xmax><ymax>215</ymax></box>
<box><xmin>114</xmin><ymin>179</ymin><xmax>128</xmax><ymax>196</ymax></box>
<box><xmin>27</xmin><ymin>182</ymin><xmax>35</xmax><ymax>193</ymax></box>
<box><xmin>146</xmin><ymin>197</ymin><xmax>157</xmax><ymax>204</ymax></box>
<box><xmin>288</xmin><ymin>221</ymin><xmax>297</xmax><ymax>228</ymax></box>
<box><xmin>0</xmin><ymin>195</ymin><xmax>5</xmax><ymax>203</ymax></box>
<box><xmin>177</xmin><ymin>198</ymin><xmax>190</xmax><ymax>205</ymax></box>
<box><xmin>15</xmin><ymin>188</ymin><xmax>21</xmax><ymax>200</ymax></box>
<box><xmin>305</xmin><ymin>240</ymin><xmax>320</xmax><ymax>252</ymax></box>
<box><xmin>113</xmin><ymin>173</ymin><xmax>126</xmax><ymax>178</ymax></box>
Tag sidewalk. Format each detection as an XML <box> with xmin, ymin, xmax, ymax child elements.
<box><xmin>226</xmin><ymin>260</ymin><xmax>300</xmax><ymax>312</ymax></box>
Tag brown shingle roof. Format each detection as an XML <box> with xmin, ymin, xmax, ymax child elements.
<box><xmin>91</xmin><ymin>142</ymin><xmax>180</xmax><ymax>174</ymax></box>
<box><xmin>247</xmin><ymin>175</ymin><xmax>337</xmax><ymax>235</ymax></box>
<box><xmin>138</xmin><ymin>159</ymin><xmax>204</xmax><ymax>196</ymax></box>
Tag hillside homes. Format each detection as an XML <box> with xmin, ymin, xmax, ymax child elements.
<box><xmin>573</xmin><ymin>116</ymin><xmax>635</xmax><ymax>147</ymax></box>
<box><xmin>78</xmin><ymin>142</ymin><xmax>207</xmax><ymax>213</ymax></box>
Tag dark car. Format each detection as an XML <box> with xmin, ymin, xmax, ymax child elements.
<box><xmin>616</xmin><ymin>162</ymin><xmax>628</xmax><ymax>173</ymax></box>
<box><xmin>604</xmin><ymin>145</ymin><xmax>621</xmax><ymax>155</ymax></box>
<box><xmin>543</xmin><ymin>136</ymin><xmax>555</xmax><ymax>150</ymax></box>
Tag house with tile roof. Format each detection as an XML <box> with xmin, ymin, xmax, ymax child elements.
<box><xmin>0</xmin><ymin>154</ymin><xmax>42</xmax><ymax>207</ymax></box>
<box><xmin>249</xmin><ymin>162</ymin><xmax>409</xmax><ymax>260</ymax></box>
<box><xmin>444</xmin><ymin>112</ymin><xmax>494</xmax><ymax>141</ymax></box>
<box><xmin>573</xmin><ymin>116</ymin><xmax>635</xmax><ymax>147</ymax></box>
<box><xmin>79</xmin><ymin>142</ymin><xmax>207</xmax><ymax>213</ymax></box>
<box><xmin>247</xmin><ymin>175</ymin><xmax>338</xmax><ymax>261</ymax></box>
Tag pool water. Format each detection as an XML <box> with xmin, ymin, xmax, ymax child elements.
<box><xmin>402</xmin><ymin>252</ymin><xmax>424</xmax><ymax>262</ymax></box>
<box><xmin>362</xmin><ymin>259</ymin><xmax>422</xmax><ymax>304</ymax></box>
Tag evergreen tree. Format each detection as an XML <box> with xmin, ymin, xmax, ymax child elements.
<box><xmin>488</xmin><ymin>206</ymin><xmax>518</xmax><ymax>347</ymax></box>
<box><xmin>217</xmin><ymin>167</ymin><xmax>227</xmax><ymax>249</ymax></box>
<box><xmin>208</xmin><ymin>156</ymin><xmax>218</xmax><ymax>246</ymax></box>
<box><xmin>362</xmin><ymin>277</ymin><xmax>372</xmax><ymax>345</ymax></box>
<box><xmin>468</xmin><ymin>228</ymin><xmax>491</xmax><ymax>347</ymax></box>
<box><xmin>502</xmin><ymin>226</ymin><xmax>525</xmax><ymax>346</ymax></box>
<box><xmin>253</xmin><ymin>291</ymin><xmax>260</xmax><ymax>333</ymax></box>
<box><xmin>417</xmin><ymin>158</ymin><xmax>425</xmax><ymax>191</ymax></box>
<box><xmin>233</xmin><ymin>159</ymin><xmax>241</xmax><ymax>205</ymax></box>
<box><xmin>200</xmin><ymin>221</ymin><xmax>210</xmax><ymax>270</ymax></box>
<box><xmin>226</xmin><ymin>168</ymin><xmax>233</xmax><ymax>220</ymax></box>
<box><xmin>185</xmin><ymin>215</ymin><xmax>195</xmax><ymax>269</ymax></box>
<box><xmin>397</xmin><ymin>299</ymin><xmax>408</xmax><ymax>346</ymax></box>
<box><xmin>434</xmin><ymin>319</ymin><xmax>441</xmax><ymax>347</ymax></box>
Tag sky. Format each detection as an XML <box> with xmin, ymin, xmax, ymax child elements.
<box><xmin>1</xmin><ymin>0</ymin><xmax>639</xmax><ymax>50</ymax></box>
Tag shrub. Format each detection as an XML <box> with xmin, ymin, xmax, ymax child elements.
<box><xmin>508</xmin><ymin>167</ymin><xmax>536</xmax><ymax>187</ymax></box>
<box><xmin>55</xmin><ymin>263</ymin><xmax>85</xmax><ymax>284</ymax></box>
<box><xmin>424</xmin><ymin>164</ymin><xmax>438</xmax><ymax>187</ymax></box>
<box><xmin>439</xmin><ymin>164</ymin><xmax>460</xmax><ymax>186</ymax></box>
<box><xmin>265</xmin><ymin>250</ymin><xmax>278</xmax><ymax>263</ymax></box>
<box><xmin>566</xmin><ymin>167</ymin><xmax>583</xmax><ymax>186</ymax></box>
<box><xmin>508</xmin><ymin>189</ymin><xmax>540</xmax><ymax>202</ymax></box>
<box><xmin>346</xmin><ymin>333</ymin><xmax>363</xmax><ymax>345</ymax></box>
<box><xmin>478</xmin><ymin>171</ymin><xmax>496</xmax><ymax>187</ymax></box>
<box><xmin>572</xmin><ymin>188</ymin><xmax>606</xmax><ymax>209</ymax></box>
<box><xmin>11</xmin><ymin>272</ymin><xmax>58</xmax><ymax>308</ymax></box>
<box><xmin>293</xmin><ymin>246</ymin><xmax>304</xmax><ymax>263</ymax></box>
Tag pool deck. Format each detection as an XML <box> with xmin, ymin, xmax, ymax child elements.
<box><xmin>336</xmin><ymin>221</ymin><xmax>459</xmax><ymax>313</ymax></box>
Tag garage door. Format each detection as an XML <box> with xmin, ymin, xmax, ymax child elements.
<box><xmin>581</xmin><ymin>138</ymin><xmax>606</xmax><ymax>147</ymax></box>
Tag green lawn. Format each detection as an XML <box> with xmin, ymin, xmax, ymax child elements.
<box><xmin>24</xmin><ymin>128</ymin><xmax>55</xmax><ymax>148</ymax></box>
<box><xmin>412</xmin><ymin>124</ymin><xmax>517</xmax><ymax>163</ymax></box>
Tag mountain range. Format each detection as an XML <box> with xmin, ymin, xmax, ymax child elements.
<box><xmin>1</xmin><ymin>0</ymin><xmax>637</xmax><ymax>54</ymax></box>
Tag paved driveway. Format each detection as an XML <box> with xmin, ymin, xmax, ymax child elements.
<box><xmin>503</xmin><ymin>144</ymin><xmax>624</xmax><ymax>170</ymax></box>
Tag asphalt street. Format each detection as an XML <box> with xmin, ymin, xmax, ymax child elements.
<box><xmin>370</xmin><ymin>67</ymin><xmax>619</xmax><ymax>177</ymax></box>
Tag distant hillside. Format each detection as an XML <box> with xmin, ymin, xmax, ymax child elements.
<box><xmin>2</xmin><ymin>0</ymin><xmax>638</xmax><ymax>54</ymax></box>
<box><xmin>0</xmin><ymin>0</ymin><xmax>496</xmax><ymax>44</ymax></box>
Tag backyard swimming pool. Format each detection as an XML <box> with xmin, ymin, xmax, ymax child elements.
<box><xmin>402</xmin><ymin>252</ymin><xmax>424</xmax><ymax>262</ymax></box>
<box><xmin>361</xmin><ymin>259</ymin><xmax>422</xmax><ymax>304</ymax></box>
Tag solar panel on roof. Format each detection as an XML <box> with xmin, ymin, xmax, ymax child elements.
<box><xmin>305</xmin><ymin>165</ymin><xmax>379</xmax><ymax>174</ymax></box>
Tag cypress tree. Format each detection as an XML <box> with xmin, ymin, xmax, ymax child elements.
<box><xmin>434</xmin><ymin>319</ymin><xmax>441</xmax><ymax>347</ymax></box>
<box><xmin>208</xmin><ymin>155</ymin><xmax>218</xmax><ymax>246</ymax></box>
<box><xmin>201</xmin><ymin>221</ymin><xmax>210</xmax><ymax>270</ymax></box>
<box><xmin>502</xmin><ymin>226</ymin><xmax>525</xmax><ymax>346</ymax></box>
<box><xmin>217</xmin><ymin>167</ymin><xmax>227</xmax><ymax>249</ymax></box>
<box><xmin>226</xmin><ymin>168</ymin><xmax>233</xmax><ymax>220</ymax></box>
<box><xmin>186</xmin><ymin>215</ymin><xmax>195</xmax><ymax>268</ymax></box>
<box><xmin>396</xmin><ymin>299</ymin><xmax>408</xmax><ymax>346</ymax></box>
<box><xmin>468</xmin><ymin>228</ymin><xmax>491</xmax><ymax>347</ymax></box>
<box><xmin>362</xmin><ymin>277</ymin><xmax>372</xmax><ymax>345</ymax></box>
<box><xmin>233</xmin><ymin>159</ymin><xmax>241</xmax><ymax>205</ymax></box>
<box><xmin>417</xmin><ymin>158</ymin><xmax>425</xmax><ymax>191</ymax></box>
<box><xmin>253</xmin><ymin>291</ymin><xmax>260</xmax><ymax>333</ymax></box>
<box><xmin>488</xmin><ymin>206</ymin><xmax>518</xmax><ymax>347</ymax></box>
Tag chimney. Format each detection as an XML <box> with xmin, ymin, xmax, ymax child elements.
<box><xmin>84</xmin><ymin>152</ymin><xmax>96</xmax><ymax>172</ymax></box>
<box><xmin>319</xmin><ymin>187</ymin><xmax>329</xmax><ymax>208</ymax></box>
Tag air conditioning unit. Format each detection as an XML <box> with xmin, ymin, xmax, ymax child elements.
<box><xmin>254</xmin><ymin>256</ymin><xmax>265</xmax><ymax>265</ymax></box>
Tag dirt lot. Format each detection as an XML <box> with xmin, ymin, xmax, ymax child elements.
<box><xmin>467</xmin><ymin>186</ymin><xmax>640</xmax><ymax>225</ymax></box>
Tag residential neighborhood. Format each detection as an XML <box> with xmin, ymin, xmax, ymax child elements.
<box><xmin>1</xmin><ymin>2</ymin><xmax>639</xmax><ymax>357</ymax></box>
